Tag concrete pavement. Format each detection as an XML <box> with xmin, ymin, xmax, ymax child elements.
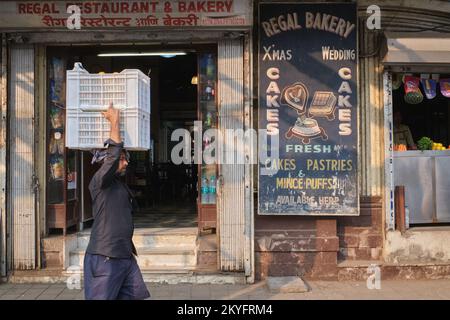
<box><xmin>1</xmin><ymin>279</ymin><xmax>450</xmax><ymax>300</ymax></box>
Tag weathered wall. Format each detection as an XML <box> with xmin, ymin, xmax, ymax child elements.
<box><xmin>254</xmin><ymin>212</ymin><xmax>339</xmax><ymax>280</ymax></box>
<box><xmin>254</xmin><ymin>197</ymin><xmax>383</xmax><ymax>279</ymax></box>
<box><xmin>337</xmin><ymin>197</ymin><xmax>383</xmax><ymax>261</ymax></box>
<box><xmin>41</xmin><ymin>233</ymin><xmax>77</xmax><ymax>269</ymax></box>
<box><xmin>197</xmin><ymin>234</ymin><xmax>218</xmax><ymax>269</ymax></box>
<box><xmin>384</xmin><ymin>228</ymin><xmax>450</xmax><ymax>263</ymax></box>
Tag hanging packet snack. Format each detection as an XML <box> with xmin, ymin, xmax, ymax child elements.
<box><xmin>50</xmin><ymin>108</ymin><xmax>64</xmax><ymax>129</ymax></box>
<box><xmin>440</xmin><ymin>79</ymin><xmax>450</xmax><ymax>98</ymax></box>
<box><xmin>55</xmin><ymin>132</ymin><xmax>64</xmax><ymax>154</ymax></box>
<box><xmin>50</xmin><ymin>157</ymin><xmax>64</xmax><ymax>180</ymax></box>
<box><xmin>421</xmin><ymin>78</ymin><xmax>437</xmax><ymax>99</ymax></box>
<box><xmin>49</xmin><ymin>79</ymin><xmax>59</xmax><ymax>104</ymax></box>
<box><xmin>392</xmin><ymin>73</ymin><xmax>402</xmax><ymax>90</ymax></box>
<box><xmin>404</xmin><ymin>76</ymin><xmax>423</xmax><ymax>104</ymax></box>
<box><xmin>49</xmin><ymin>136</ymin><xmax>58</xmax><ymax>154</ymax></box>
<box><xmin>52</xmin><ymin>57</ymin><xmax>65</xmax><ymax>81</ymax></box>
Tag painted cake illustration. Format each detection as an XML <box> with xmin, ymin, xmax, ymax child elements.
<box><xmin>286</xmin><ymin>115</ymin><xmax>328</xmax><ymax>144</ymax></box>
<box><xmin>292</xmin><ymin>117</ymin><xmax>321</xmax><ymax>137</ymax></box>
<box><xmin>281</xmin><ymin>82</ymin><xmax>308</xmax><ymax>114</ymax></box>
<box><xmin>309</xmin><ymin>91</ymin><xmax>337</xmax><ymax>120</ymax></box>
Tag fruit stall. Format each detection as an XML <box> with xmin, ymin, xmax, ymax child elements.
<box><xmin>391</xmin><ymin>70</ymin><xmax>450</xmax><ymax>225</ymax></box>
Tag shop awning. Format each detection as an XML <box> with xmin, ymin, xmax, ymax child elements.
<box><xmin>382</xmin><ymin>32</ymin><xmax>450</xmax><ymax>72</ymax></box>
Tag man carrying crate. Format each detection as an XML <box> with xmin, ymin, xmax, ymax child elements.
<box><xmin>83</xmin><ymin>102</ymin><xmax>150</xmax><ymax>300</ymax></box>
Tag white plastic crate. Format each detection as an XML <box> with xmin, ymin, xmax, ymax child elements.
<box><xmin>65</xmin><ymin>63</ymin><xmax>151</xmax><ymax>150</ymax></box>
<box><xmin>67</xmin><ymin>62</ymin><xmax>150</xmax><ymax>113</ymax></box>
<box><xmin>66</xmin><ymin>108</ymin><xmax>151</xmax><ymax>150</ymax></box>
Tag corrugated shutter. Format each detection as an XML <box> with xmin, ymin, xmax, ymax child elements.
<box><xmin>9</xmin><ymin>45</ymin><xmax>36</xmax><ymax>270</ymax></box>
<box><xmin>0</xmin><ymin>34</ymin><xmax>7</xmax><ymax>276</ymax></box>
<box><xmin>217</xmin><ymin>38</ymin><xmax>245</xmax><ymax>271</ymax></box>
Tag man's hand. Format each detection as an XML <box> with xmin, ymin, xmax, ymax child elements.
<box><xmin>102</xmin><ymin>102</ymin><xmax>121</xmax><ymax>143</ymax></box>
<box><xmin>102</xmin><ymin>102</ymin><xmax>120</xmax><ymax>125</ymax></box>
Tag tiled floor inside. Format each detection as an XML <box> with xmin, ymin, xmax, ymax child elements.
<box><xmin>133</xmin><ymin>204</ymin><xmax>197</xmax><ymax>228</ymax></box>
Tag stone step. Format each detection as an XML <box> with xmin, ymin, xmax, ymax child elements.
<box><xmin>337</xmin><ymin>259</ymin><xmax>450</xmax><ymax>268</ymax></box>
<box><xmin>69</xmin><ymin>247</ymin><xmax>197</xmax><ymax>269</ymax></box>
<box><xmin>64</xmin><ymin>266</ymin><xmax>194</xmax><ymax>274</ymax></box>
<box><xmin>9</xmin><ymin>271</ymin><xmax>246</xmax><ymax>285</ymax></box>
<box><xmin>337</xmin><ymin>259</ymin><xmax>450</xmax><ymax>281</ymax></box>
<box><xmin>77</xmin><ymin>228</ymin><xmax>198</xmax><ymax>250</ymax></box>
<box><xmin>136</xmin><ymin>248</ymin><xmax>197</xmax><ymax>268</ymax></box>
<box><xmin>140</xmin><ymin>266</ymin><xmax>194</xmax><ymax>274</ymax></box>
<box><xmin>337</xmin><ymin>260</ymin><xmax>383</xmax><ymax>268</ymax></box>
<box><xmin>140</xmin><ymin>273</ymin><xmax>246</xmax><ymax>284</ymax></box>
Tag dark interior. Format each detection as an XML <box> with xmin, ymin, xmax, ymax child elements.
<box><xmin>47</xmin><ymin>45</ymin><xmax>204</xmax><ymax>229</ymax></box>
<box><xmin>393</xmin><ymin>73</ymin><xmax>450</xmax><ymax>146</ymax></box>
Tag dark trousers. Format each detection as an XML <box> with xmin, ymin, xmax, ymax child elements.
<box><xmin>84</xmin><ymin>253</ymin><xmax>150</xmax><ymax>300</ymax></box>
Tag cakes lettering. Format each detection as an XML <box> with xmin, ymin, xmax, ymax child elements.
<box><xmin>261</xmin><ymin>12</ymin><xmax>355</xmax><ymax>39</ymax></box>
<box><xmin>265</xmin><ymin>67</ymin><xmax>281</xmax><ymax>136</ymax></box>
<box><xmin>264</xmin><ymin>158</ymin><xmax>296</xmax><ymax>171</ymax></box>
<box><xmin>305</xmin><ymin>12</ymin><xmax>355</xmax><ymax>39</ymax></box>
<box><xmin>322</xmin><ymin>47</ymin><xmax>356</xmax><ymax>61</ymax></box>
<box><xmin>276</xmin><ymin>177</ymin><xmax>336</xmax><ymax>190</ymax></box>
<box><xmin>338</xmin><ymin>67</ymin><xmax>353</xmax><ymax>136</ymax></box>
<box><xmin>307</xmin><ymin>159</ymin><xmax>353</xmax><ymax>171</ymax></box>
<box><xmin>285</xmin><ymin>144</ymin><xmax>332</xmax><ymax>153</ymax></box>
<box><xmin>263</xmin><ymin>45</ymin><xmax>293</xmax><ymax>61</ymax></box>
<box><xmin>261</xmin><ymin>13</ymin><xmax>301</xmax><ymax>38</ymax></box>
<box><xmin>274</xmin><ymin>195</ymin><xmax>341</xmax><ymax>206</ymax></box>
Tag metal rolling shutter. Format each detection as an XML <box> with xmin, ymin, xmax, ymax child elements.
<box><xmin>9</xmin><ymin>45</ymin><xmax>36</xmax><ymax>270</ymax></box>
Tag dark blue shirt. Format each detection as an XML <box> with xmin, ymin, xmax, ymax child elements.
<box><xmin>86</xmin><ymin>139</ymin><xmax>136</xmax><ymax>258</ymax></box>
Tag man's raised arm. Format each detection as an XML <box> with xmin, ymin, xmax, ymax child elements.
<box><xmin>91</xmin><ymin>103</ymin><xmax>123</xmax><ymax>189</ymax></box>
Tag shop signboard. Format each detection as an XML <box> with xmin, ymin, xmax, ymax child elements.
<box><xmin>0</xmin><ymin>0</ymin><xmax>252</xmax><ymax>29</ymax></box>
<box><xmin>258</xmin><ymin>2</ymin><xmax>358</xmax><ymax>216</ymax></box>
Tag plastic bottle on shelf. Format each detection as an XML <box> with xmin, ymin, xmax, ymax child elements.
<box><xmin>203</xmin><ymin>136</ymin><xmax>210</xmax><ymax>150</ymax></box>
<box><xmin>209</xmin><ymin>175</ymin><xmax>216</xmax><ymax>204</ymax></box>
<box><xmin>205</xmin><ymin>80</ymin><xmax>213</xmax><ymax>101</ymax></box>
<box><xmin>206</xmin><ymin>54</ymin><xmax>214</xmax><ymax>78</ymax></box>
<box><xmin>201</xmin><ymin>176</ymin><xmax>209</xmax><ymax>204</ymax></box>
<box><xmin>209</xmin><ymin>80</ymin><xmax>215</xmax><ymax>100</ymax></box>
<box><xmin>205</xmin><ymin>112</ymin><xmax>212</xmax><ymax>127</ymax></box>
<box><xmin>405</xmin><ymin>206</ymin><xmax>410</xmax><ymax>229</ymax></box>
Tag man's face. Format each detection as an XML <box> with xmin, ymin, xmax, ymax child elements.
<box><xmin>117</xmin><ymin>152</ymin><xmax>129</xmax><ymax>176</ymax></box>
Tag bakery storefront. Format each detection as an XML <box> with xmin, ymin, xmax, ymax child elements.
<box><xmin>2</xmin><ymin>0</ymin><xmax>450</xmax><ymax>284</ymax></box>
<box><xmin>253</xmin><ymin>0</ymin><xmax>450</xmax><ymax>280</ymax></box>
<box><xmin>0</xmin><ymin>0</ymin><xmax>254</xmax><ymax>283</ymax></box>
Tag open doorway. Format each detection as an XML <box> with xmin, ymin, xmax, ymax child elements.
<box><xmin>46</xmin><ymin>44</ymin><xmax>217</xmax><ymax>233</ymax></box>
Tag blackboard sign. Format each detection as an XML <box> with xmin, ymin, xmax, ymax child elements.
<box><xmin>258</xmin><ymin>2</ymin><xmax>358</xmax><ymax>216</ymax></box>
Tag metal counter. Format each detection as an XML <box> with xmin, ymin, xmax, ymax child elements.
<box><xmin>394</xmin><ymin>150</ymin><xmax>450</xmax><ymax>224</ymax></box>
